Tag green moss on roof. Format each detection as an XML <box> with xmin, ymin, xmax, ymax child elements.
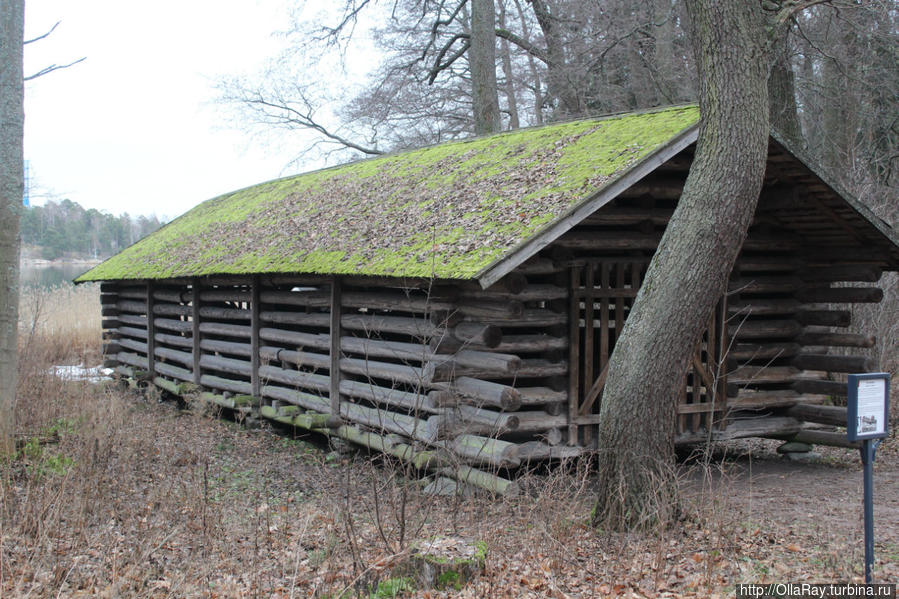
<box><xmin>77</xmin><ymin>105</ymin><xmax>699</xmax><ymax>282</ymax></box>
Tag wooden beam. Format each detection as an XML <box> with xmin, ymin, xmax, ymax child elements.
<box><xmin>251</xmin><ymin>276</ymin><xmax>261</xmax><ymax>398</ymax></box>
<box><xmin>329</xmin><ymin>277</ymin><xmax>342</xmax><ymax>425</ymax></box>
<box><xmin>192</xmin><ymin>279</ymin><xmax>201</xmax><ymax>385</ymax></box>
<box><xmin>146</xmin><ymin>282</ymin><xmax>156</xmax><ymax>380</ymax></box>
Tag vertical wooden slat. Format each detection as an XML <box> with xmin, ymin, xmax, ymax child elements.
<box><xmin>251</xmin><ymin>275</ymin><xmax>261</xmax><ymax>398</ymax></box>
<box><xmin>567</xmin><ymin>265</ymin><xmax>581</xmax><ymax>446</ymax></box>
<box><xmin>146</xmin><ymin>281</ymin><xmax>156</xmax><ymax>380</ymax></box>
<box><xmin>716</xmin><ymin>295</ymin><xmax>729</xmax><ymax>429</ymax></box>
<box><xmin>191</xmin><ymin>279</ymin><xmax>201</xmax><ymax>385</ymax></box>
<box><xmin>614</xmin><ymin>264</ymin><xmax>625</xmax><ymax>349</ymax></box>
<box><xmin>600</xmin><ymin>262</ymin><xmax>610</xmax><ymax>374</ymax></box>
<box><xmin>329</xmin><ymin>277</ymin><xmax>342</xmax><ymax>420</ymax></box>
<box><xmin>582</xmin><ymin>264</ymin><xmax>595</xmax><ymax>445</ymax></box>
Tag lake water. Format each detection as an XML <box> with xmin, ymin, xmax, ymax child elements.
<box><xmin>20</xmin><ymin>263</ymin><xmax>96</xmax><ymax>289</ymax></box>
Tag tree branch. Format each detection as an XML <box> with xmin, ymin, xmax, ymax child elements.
<box><xmin>25</xmin><ymin>57</ymin><xmax>86</xmax><ymax>81</ymax></box>
<box><xmin>24</xmin><ymin>20</ymin><xmax>59</xmax><ymax>44</ymax></box>
<box><xmin>494</xmin><ymin>28</ymin><xmax>550</xmax><ymax>65</ymax></box>
<box><xmin>427</xmin><ymin>34</ymin><xmax>471</xmax><ymax>84</ymax></box>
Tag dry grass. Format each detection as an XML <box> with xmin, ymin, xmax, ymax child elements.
<box><xmin>1</xmin><ymin>285</ymin><xmax>895</xmax><ymax>598</ymax></box>
<box><xmin>18</xmin><ymin>283</ymin><xmax>102</xmax><ymax>365</ymax></box>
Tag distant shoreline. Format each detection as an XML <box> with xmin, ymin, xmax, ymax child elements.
<box><xmin>22</xmin><ymin>258</ymin><xmax>103</xmax><ymax>268</ymax></box>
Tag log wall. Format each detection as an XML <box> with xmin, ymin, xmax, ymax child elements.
<box><xmin>99</xmin><ymin>143</ymin><xmax>890</xmax><ymax>486</ymax></box>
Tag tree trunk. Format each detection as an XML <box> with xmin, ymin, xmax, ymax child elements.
<box><xmin>592</xmin><ymin>0</ymin><xmax>769</xmax><ymax>530</ymax></box>
<box><xmin>768</xmin><ymin>27</ymin><xmax>801</xmax><ymax>144</ymax></box>
<box><xmin>470</xmin><ymin>0</ymin><xmax>502</xmax><ymax>134</ymax></box>
<box><xmin>0</xmin><ymin>0</ymin><xmax>25</xmax><ymax>455</ymax></box>
<box><xmin>497</xmin><ymin>1</ymin><xmax>520</xmax><ymax>129</ymax></box>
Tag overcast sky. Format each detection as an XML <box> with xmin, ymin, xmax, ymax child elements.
<box><xmin>24</xmin><ymin>1</ymin><xmax>331</xmax><ymax>220</ymax></box>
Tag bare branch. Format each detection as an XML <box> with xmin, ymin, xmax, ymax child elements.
<box><xmin>427</xmin><ymin>34</ymin><xmax>471</xmax><ymax>84</ymax></box>
<box><xmin>24</xmin><ymin>20</ymin><xmax>60</xmax><ymax>44</ymax></box>
<box><xmin>495</xmin><ymin>27</ymin><xmax>550</xmax><ymax>64</ymax></box>
<box><xmin>25</xmin><ymin>56</ymin><xmax>86</xmax><ymax>81</ymax></box>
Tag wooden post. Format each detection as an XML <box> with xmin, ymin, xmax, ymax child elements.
<box><xmin>192</xmin><ymin>279</ymin><xmax>201</xmax><ymax>385</ymax></box>
<box><xmin>251</xmin><ymin>276</ymin><xmax>261</xmax><ymax>398</ymax></box>
<box><xmin>146</xmin><ymin>281</ymin><xmax>156</xmax><ymax>380</ymax></box>
<box><xmin>329</xmin><ymin>277</ymin><xmax>342</xmax><ymax>425</ymax></box>
<box><xmin>567</xmin><ymin>266</ymin><xmax>580</xmax><ymax>446</ymax></box>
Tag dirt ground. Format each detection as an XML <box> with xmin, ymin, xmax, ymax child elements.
<box><xmin>4</xmin><ymin>383</ymin><xmax>897</xmax><ymax>598</ymax></box>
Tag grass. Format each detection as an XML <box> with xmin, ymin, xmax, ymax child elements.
<box><xmin>2</xmin><ymin>284</ymin><xmax>896</xmax><ymax>597</ymax></box>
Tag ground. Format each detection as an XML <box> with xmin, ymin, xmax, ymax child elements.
<box><xmin>4</xmin><ymin>378</ymin><xmax>896</xmax><ymax>598</ymax></box>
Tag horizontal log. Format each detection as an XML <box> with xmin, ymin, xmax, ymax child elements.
<box><xmin>730</xmin><ymin>342</ymin><xmax>801</xmax><ymax>362</ymax></box>
<box><xmin>261</xmin><ymin>289</ymin><xmax>454</xmax><ymax>313</ymax></box>
<box><xmin>515</xmin><ymin>257</ymin><xmax>562</xmax><ymax>276</ymax></box>
<box><xmin>786</xmin><ymin>404</ymin><xmax>847</xmax><ymax>427</ymax></box>
<box><xmin>156</xmin><ymin>318</ymin><xmax>192</xmax><ymax>333</ymax></box>
<box><xmin>259</xmin><ymin>327</ymin><xmax>330</xmax><ymax>350</ymax></box>
<box><xmin>437</xmin><ymin>359</ymin><xmax>567</xmax><ymax>381</ymax></box>
<box><xmin>510</xmin><ymin>410</ymin><xmax>567</xmax><ymax>432</ymax></box>
<box><xmin>515</xmin><ymin>441</ymin><xmax>583</xmax><ymax>461</ymax></box>
<box><xmin>199</xmin><ymin>322</ymin><xmax>251</xmax><ymax>338</ymax></box>
<box><xmin>198</xmin><ymin>306</ymin><xmax>251</xmax><ymax>321</ymax></box>
<box><xmin>454</xmin><ymin>298</ymin><xmax>523</xmax><ymax>320</ymax></box>
<box><xmin>796</xmin><ymin>332</ymin><xmax>875</xmax><ymax>348</ymax></box>
<box><xmin>117</xmin><ymin>337</ymin><xmax>147</xmax><ymax>354</ymax></box>
<box><xmin>801</xmin><ymin>265</ymin><xmax>882</xmax><ymax>283</ymax></box>
<box><xmin>741</xmin><ymin>234</ymin><xmax>799</xmax><ymax>251</ymax></box>
<box><xmin>339</xmin><ymin>380</ymin><xmax>439</xmax><ymax>414</ymax></box>
<box><xmin>797</xmin><ymin>286</ymin><xmax>883</xmax><ymax>304</ymax></box>
<box><xmin>261</xmin><ymin>346</ymin><xmax>329</xmax><ymax>370</ymax></box>
<box><xmin>344</xmin><ymin>313</ymin><xmax>437</xmax><ymax>338</ymax></box>
<box><xmin>101</xmin><ymin>305</ymin><xmax>119</xmax><ymax>316</ymax></box>
<box><xmin>259</xmin><ymin>310</ymin><xmax>329</xmax><ymax>329</ymax></box>
<box><xmin>200</xmin><ymin>354</ymin><xmax>253</xmax><ymax>377</ymax></box>
<box><xmin>483</xmin><ymin>308</ymin><xmax>567</xmax><ymax>327</ymax></box>
<box><xmin>796</xmin><ymin>309</ymin><xmax>851</xmax><ymax>327</ymax></box>
<box><xmin>155</xmin><ymin>361</ymin><xmax>194</xmax><ymax>383</ymax></box>
<box><xmin>118</xmin><ymin>326</ymin><xmax>148</xmax><ymax>340</ymax></box>
<box><xmin>153</xmin><ymin>376</ymin><xmax>183</xmax><ymax>395</ymax></box>
<box><xmin>340</xmin><ymin>337</ymin><xmax>431</xmax><ymax>363</ymax></box>
<box><xmin>518</xmin><ymin>387</ymin><xmax>567</xmax><ymax>405</ymax></box>
<box><xmin>439</xmin><ymin>465</ymin><xmax>518</xmax><ymax>496</ymax></box>
<box><xmin>117</xmin><ymin>351</ymin><xmax>148</xmax><ymax>369</ymax></box>
<box><xmin>153</xmin><ymin>333</ymin><xmax>194</xmax><ymax>348</ymax></box>
<box><xmin>466</xmin><ymin>284</ymin><xmax>566</xmax><ymax>303</ymax></box>
<box><xmin>152</xmin><ymin>288</ymin><xmax>187</xmax><ymax>303</ymax></box>
<box><xmin>115</xmin><ymin>286</ymin><xmax>147</xmax><ymax>299</ymax></box>
<box><xmin>200</xmin><ymin>289</ymin><xmax>252</xmax><ymax>303</ymax></box>
<box><xmin>675</xmin><ymin>415</ymin><xmax>802</xmax><ymax>446</ymax></box>
<box><xmin>118</xmin><ymin>314</ymin><xmax>148</xmax><ymax>327</ymax></box>
<box><xmin>154</xmin><ymin>346</ymin><xmax>193</xmax><ymax>368</ymax></box>
<box><xmin>153</xmin><ymin>303</ymin><xmax>191</xmax><ymax>317</ymax></box>
<box><xmin>102</xmin><ymin>341</ymin><xmax>122</xmax><ymax>355</ymax></box>
<box><xmin>102</xmin><ymin>318</ymin><xmax>122</xmax><ymax>330</ymax></box>
<box><xmin>450</xmin><ymin>435</ymin><xmax>520</xmax><ymax>468</ymax></box>
<box><xmin>262</xmin><ymin>384</ymin><xmax>330</xmax><ymax>413</ymax></box>
<box><xmin>729</xmin><ymin>365</ymin><xmax>799</xmax><ymax>385</ymax></box>
<box><xmin>258</xmin><ymin>365</ymin><xmax>330</xmax><ymax>393</ymax></box>
<box><xmin>200</xmin><ymin>374</ymin><xmax>252</xmax><ymax>395</ymax></box>
<box><xmin>728</xmin><ymin>276</ymin><xmax>802</xmax><ymax>295</ymax></box>
<box><xmin>116</xmin><ymin>299</ymin><xmax>149</xmax><ymax>315</ymax></box>
<box><xmin>493</xmin><ymin>334</ymin><xmax>567</xmax><ymax>354</ymax></box>
<box><xmin>791</xmin><ymin>353</ymin><xmax>874</xmax><ymax>373</ymax></box>
<box><xmin>260</xmin><ymin>405</ymin><xmax>331</xmax><ymax>430</ymax></box>
<box><xmin>199</xmin><ymin>338</ymin><xmax>251</xmax><ymax>356</ymax></box>
<box><xmin>791</xmin><ymin>379</ymin><xmax>848</xmax><ymax>397</ymax></box>
<box><xmin>726</xmin><ymin>390</ymin><xmax>802</xmax><ymax>409</ymax></box>
<box><xmin>445</xmin><ymin>377</ymin><xmax>521</xmax><ymax>411</ymax></box>
<box><xmin>729</xmin><ymin>320</ymin><xmax>801</xmax><ymax>339</ymax></box>
<box><xmin>340</xmin><ymin>357</ymin><xmax>427</xmax><ymax>386</ymax></box>
<box><xmin>433</xmin><ymin>409</ymin><xmax>518</xmax><ymax>438</ymax></box>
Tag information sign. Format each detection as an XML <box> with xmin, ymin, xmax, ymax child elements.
<box><xmin>847</xmin><ymin>373</ymin><xmax>890</xmax><ymax>442</ymax></box>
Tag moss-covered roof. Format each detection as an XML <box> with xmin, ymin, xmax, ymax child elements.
<box><xmin>77</xmin><ymin>105</ymin><xmax>700</xmax><ymax>282</ymax></box>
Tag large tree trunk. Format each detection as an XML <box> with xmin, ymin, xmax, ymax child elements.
<box><xmin>592</xmin><ymin>0</ymin><xmax>769</xmax><ymax>530</ymax></box>
<box><xmin>470</xmin><ymin>0</ymin><xmax>502</xmax><ymax>134</ymax></box>
<box><xmin>0</xmin><ymin>0</ymin><xmax>25</xmax><ymax>455</ymax></box>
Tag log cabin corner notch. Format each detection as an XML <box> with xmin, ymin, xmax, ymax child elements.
<box><xmin>78</xmin><ymin>105</ymin><xmax>899</xmax><ymax>494</ymax></box>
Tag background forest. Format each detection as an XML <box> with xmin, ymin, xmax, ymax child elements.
<box><xmin>20</xmin><ymin>199</ymin><xmax>164</xmax><ymax>261</ymax></box>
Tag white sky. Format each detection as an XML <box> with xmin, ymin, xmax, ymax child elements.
<box><xmin>24</xmin><ymin>1</ymin><xmax>335</xmax><ymax>220</ymax></box>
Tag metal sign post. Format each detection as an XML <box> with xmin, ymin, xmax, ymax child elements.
<box><xmin>847</xmin><ymin>373</ymin><xmax>890</xmax><ymax>584</ymax></box>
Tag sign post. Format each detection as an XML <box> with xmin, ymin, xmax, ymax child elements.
<box><xmin>847</xmin><ymin>373</ymin><xmax>890</xmax><ymax>583</ymax></box>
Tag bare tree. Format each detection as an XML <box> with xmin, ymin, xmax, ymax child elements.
<box><xmin>592</xmin><ymin>0</ymin><xmax>769</xmax><ymax>530</ymax></box>
<box><xmin>0</xmin><ymin>0</ymin><xmax>25</xmax><ymax>454</ymax></box>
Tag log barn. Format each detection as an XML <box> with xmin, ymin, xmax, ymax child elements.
<box><xmin>78</xmin><ymin>105</ymin><xmax>899</xmax><ymax>494</ymax></box>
